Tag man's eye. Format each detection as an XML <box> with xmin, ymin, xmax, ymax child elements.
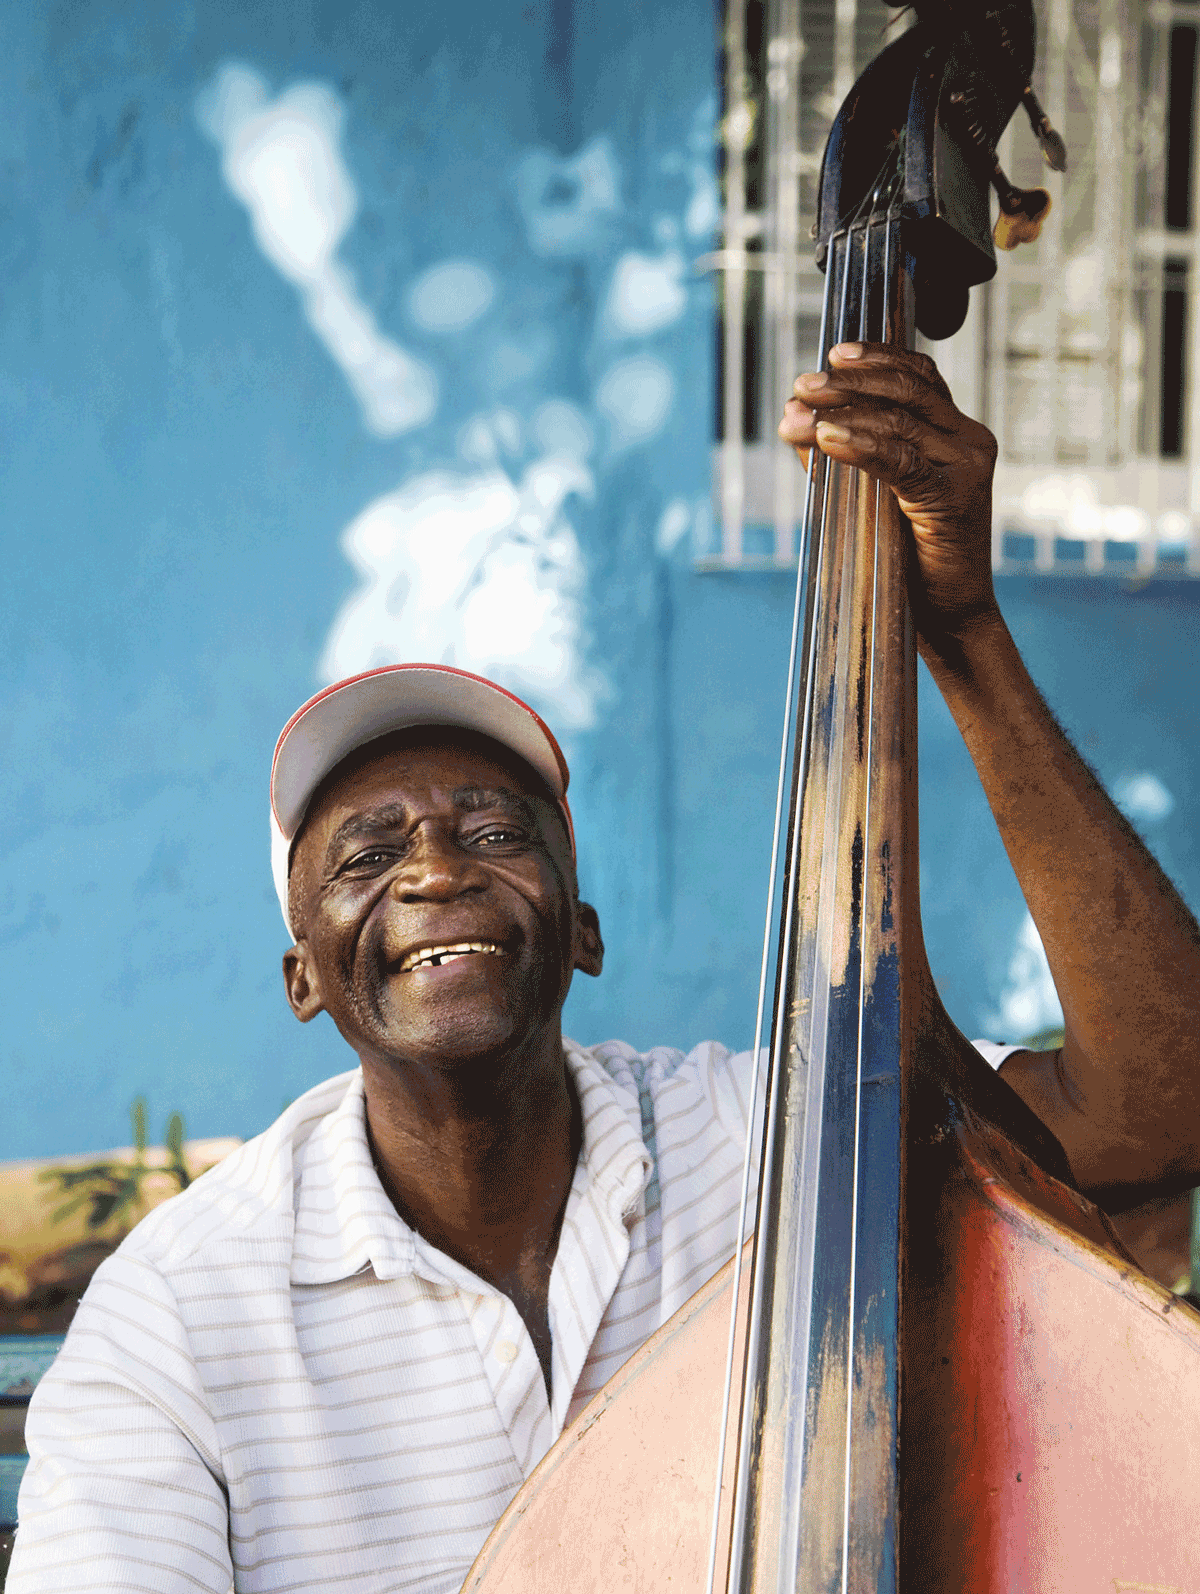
<box><xmin>472</xmin><ymin>827</ymin><xmax>522</xmax><ymax>846</ymax></box>
<box><xmin>342</xmin><ymin>848</ymin><xmax>397</xmax><ymax>873</ymax></box>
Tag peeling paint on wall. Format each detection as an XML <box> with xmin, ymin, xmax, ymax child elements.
<box><xmin>319</xmin><ymin>444</ymin><xmax>603</xmax><ymax>728</ymax></box>
<box><xmin>512</xmin><ymin>137</ymin><xmax>622</xmax><ymax>257</ymax></box>
<box><xmin>194</xmin><ymin>61</ymin><xmax>714</xmax><ymax>734</ymax></box>
<box><xmin>195</xmin><ymin>64</ymin><xmax>438</xmax><ymax>435</ymax></box>
<box><xmin>983</xmin><ymin>912</ymin><xmax>1064</xmax><ymax>1039</ymax></box>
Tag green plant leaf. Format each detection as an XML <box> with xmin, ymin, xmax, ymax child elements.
<box><xmin>131</xmin><ymin>1097</ymin><xmax>147</xmax><ymax>1159</ymax></box>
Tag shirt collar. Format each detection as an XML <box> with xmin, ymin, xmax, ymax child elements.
<box><xmin>289</xmin><ymin>1071</ymin><xmax>415</xmax><ymax>1286</ymax></box>
<box><xmin>560</xmin><ymin>1038</ymin><xmax>653</xmax><ymax>1228</ymax></box>
<box><xmin>289</xmin><ymin>1044</ymin><xmax>653</xmax><ymax>1289</ymax></box>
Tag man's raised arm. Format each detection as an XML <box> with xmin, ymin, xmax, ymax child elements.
<box><xmin>781</xmin><ymin>341</ymin><xmax>1200</xmax><ymax>1209</ymax></box>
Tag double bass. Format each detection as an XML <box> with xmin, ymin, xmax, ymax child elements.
<box><xmin>467</xmin><ymin>2</ymin><xmax>1200</xmax><ymax>1587</ymax></box>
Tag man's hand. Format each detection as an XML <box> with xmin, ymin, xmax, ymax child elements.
<box><xmin>778</xmin><ymin>342</ymin><xmax>1000</xmax><ymax>655</ymax></box>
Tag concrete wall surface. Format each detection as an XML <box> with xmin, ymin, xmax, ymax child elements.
<box><xmin>2</xmin><ymin>0</ymin><xmax>1197</xmax><ymax>1160</ymax></box>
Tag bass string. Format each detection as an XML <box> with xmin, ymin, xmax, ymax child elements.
<box><xmin>837</xmin><ymin>185</ymin><xmax>897</xmax><ymax>1589</ymax></box>
<box><xmin>704</xmin><ymin>210</ymin><xmax>856</xmax><ymax>1594</ymax></box>
<box><xmin>700</xmin><ymin>218</ymin><xmax>840</xmax><ymax>1594</ymax></box>
<box><xmin>753</xmin><ymin>216</ymin><xmax>866</xmax><ymax>1588</ymax></box>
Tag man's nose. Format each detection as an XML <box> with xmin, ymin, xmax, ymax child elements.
<box><xmin>391</xmin><ymin>822</ymin><xmax>487</xmax><ymax>901</ymax></box>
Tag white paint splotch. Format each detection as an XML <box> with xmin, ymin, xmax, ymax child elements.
<box><xmin>530</xmin><ymin>399</ymin><xmax>594</xmax><ymax>460</ymax></box>
<box><xmin>408</xmin><ymin>260</ymin><xmax>496</xmax><ymax>334</ymax></box>
<box><xmin>195</xmin><ymin>63</ymin><xmax>437</xmax><ymax>435</ymax></box>
<box><xmin>1113</xmin><ymin>771</ymin><xmax>1176</xmax><ymax>824</ymax></box>
<box><xmin>657</xmin><ymin>99</ymin><xmax>720</xmax><ymax>242</ymax></box>
<box><xmin>603</xmin><ymin>251</ymin><xmax>687</xmax><ymax>338</ymax></box>
<box><xmin>984</xmin><ymin>911</ymin><xmax>1063</xmax><ymax>1040</ymax></box>
<box><xmin>513</xmin><ymin>137</ymin><xmax>621</xmax><ymax>258</ymax></box>
<box><xmin>655</xmin><ymin>499</ymin><xmax>691</xmax><ymax>556</ymax></box>
<box><xmin>320</xmin><ymin>415</ymin><xmax>603</xmax><ymax>727</ymax></box>
<box><xmin>195</xmin><ymin>80</ymin><xmax>720</xmax><ymax>726</ymax></box>
<box><xmin>684</xmin><ymin>164</ymin><xmax>720</xmax><ymax>238</ymax></box>
<box><xmin>595</xmin><ymin>355</ymin><xmax>675</xmax><ymax>452</ymax></box>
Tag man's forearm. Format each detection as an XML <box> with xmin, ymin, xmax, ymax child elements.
<box><xmin>921</xmin><ymin>611</ymin><xmax>1200</xmax><ymax>1206</ymax></box>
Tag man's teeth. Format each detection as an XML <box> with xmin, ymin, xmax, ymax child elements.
<box><xmin>400</xmin><ymin>941</ymin><xmax>502</xmax><ymax>973</ymax></box>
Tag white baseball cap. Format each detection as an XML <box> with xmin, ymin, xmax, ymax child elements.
<box><xmin>270</xmin><ymin>664</ymin><xmax>574</xmax><ymax>937</ymax></box>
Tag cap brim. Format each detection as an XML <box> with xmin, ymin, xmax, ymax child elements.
<box><xmin>271</xmin><ymin>664</ymin><xmax>571</xmax><ymax>844</ymax></box>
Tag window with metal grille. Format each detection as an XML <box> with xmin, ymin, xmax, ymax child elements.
<box><xmin>706</xmin><ymin>0</ymin><xmax>1200</xmax><ymax>577</ymax></box>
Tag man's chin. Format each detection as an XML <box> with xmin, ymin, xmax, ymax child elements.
<box><xmin>360</xmin><ymin>1008</ymin><xmax>555</xmax><ymax>1079</ymax></box>
<box><xmin>336</xmin><ymin>961</ymin><xmax>570</xmax><ymax>1079</ymax></box>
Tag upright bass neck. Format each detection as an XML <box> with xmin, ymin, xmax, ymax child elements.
<box><xmin>724</xmin><ymin>11</ymin><xmax>1074</xmax><ymax>1577</ymax></box>
<box><xmin>722</xmin><ymin>181</ymin><xmax>1074</xmax><ymax>1589</ymax></box>
<box><xmin>725</xmin><ymin>192</ymin><xmax>926</xmax><ymax>1594</ymax></box>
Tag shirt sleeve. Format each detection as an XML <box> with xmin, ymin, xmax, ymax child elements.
<box><xmin>970</xmin><ymin>1038</ymin><xmax>1029</xmax><ymax>1071</ymax></box>
<box><xmin>7</xmin><ymin>1252</ymin><xmax>233</xmax><ymax>1594</ymax></box>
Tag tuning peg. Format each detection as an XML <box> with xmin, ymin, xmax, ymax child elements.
<box><xmin>991</xmin><ymin>160</ymin><xmax>1053</xmax><ymax>249</ymax></box>
<box><xmin>1021</xmin><ymin>85</ymin><xmax>1068</xmax><ymax>172</ymax></box>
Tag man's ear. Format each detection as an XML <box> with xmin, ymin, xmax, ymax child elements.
<box><xmin>283</xmin><ymin>943</ymin><xmax>326</xmax><ymax>1023</ymax></box>
<box><xmin>573</xmin><ymin>901</ymin><xmax>604</xmax><ymax>978</ymax></box>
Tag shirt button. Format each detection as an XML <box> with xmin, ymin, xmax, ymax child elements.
<box><xmin>495</xmin><ymin>1339</ymin><xmax>519</xmax><ymax>1364</ymax></box>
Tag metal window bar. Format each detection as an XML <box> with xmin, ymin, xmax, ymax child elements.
<box><xmin>707</xmin><ymin>0</ymin><xmax>1200</xmax><ymax>578</ymax></box>
<box><xmin>705</xmin><ymin>0</ymin><xmax>871</xmax><ymax>569</ymax></box>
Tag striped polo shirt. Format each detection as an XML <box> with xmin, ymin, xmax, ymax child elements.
<box><xmin>10</xmin><ymin>1034</ymin><xmax>1013</xmax><ymax>1594</ymax></box>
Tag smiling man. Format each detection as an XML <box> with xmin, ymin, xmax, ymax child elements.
<box><xmin>276</xmin><ymin>694</ymin><xmax>605</xmax><ymax>1398</ymax></box>
<box><xmin>11</xmin><ymin>345</ymin><xmax>1200</xmax><ymax>1594</ymax></box>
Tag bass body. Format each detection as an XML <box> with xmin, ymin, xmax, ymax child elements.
<box><xmin>464</xmin><ymin>1078</ymin><xmax>1200</xmax><ymax>1589</ymax></box>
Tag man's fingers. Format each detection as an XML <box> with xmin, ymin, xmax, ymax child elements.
<box><xmin>830</xmin><ymin>342</ymin><xmax>954</xmax><ymax>403</ymax></box>
<box><xmin>793</xmin><ymin>342</ymin><xmax>959</xmax><ymax>433</ymax></box>
<box><xmin>811</xmin><ymin>409</ymin><xmax>958</xmax><ymax>504</ymax></box>
<box><xmin>778</xmin><ymin>396</ymin><xmax>815</xmax><ymax>470</ymax></box>
<box><xmin>777</xmin><ymin>343</ymin><xmax>999</xmax><ymax>641</ymax></box>
<box><xmin>831</xmin><ymin>342</ymin><xmax>954</xmax><ymax>399</ymax></box>
<box><xmin>777</xmin><ymin>343</ymin><xmax>992</xmax><ymax>487</ymax></box>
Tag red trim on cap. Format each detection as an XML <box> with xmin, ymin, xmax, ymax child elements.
<box><xmin>270</xmin><ymin>663</ymin><xmax>574</xmax><ymax>845</ymax></box>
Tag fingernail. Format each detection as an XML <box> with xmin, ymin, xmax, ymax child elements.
<box><xmin>815</xmin><ymin>421</ymin><xmax>851</xmax><ymax>444</ymax></box>
<box><xmin>796</xmin><ymin>371</ymin><xmax>828</xmax><ymax>391</ymax></box>
<box><xmin>830</xmin><ymin>342</ymin><xmax>863</xmax><ymax>360</ymax></box>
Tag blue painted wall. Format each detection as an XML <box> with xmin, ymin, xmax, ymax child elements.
<box><xmin>2</xmin><ymin>0</ymin><xmax>1197</xmax><ymax>1161</ymax></box>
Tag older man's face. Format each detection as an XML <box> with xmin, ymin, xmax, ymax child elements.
<box><xmin>283</xmin><ymin>731</ymin><xmax>602</xmax><ymax>1074</ymax></box>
